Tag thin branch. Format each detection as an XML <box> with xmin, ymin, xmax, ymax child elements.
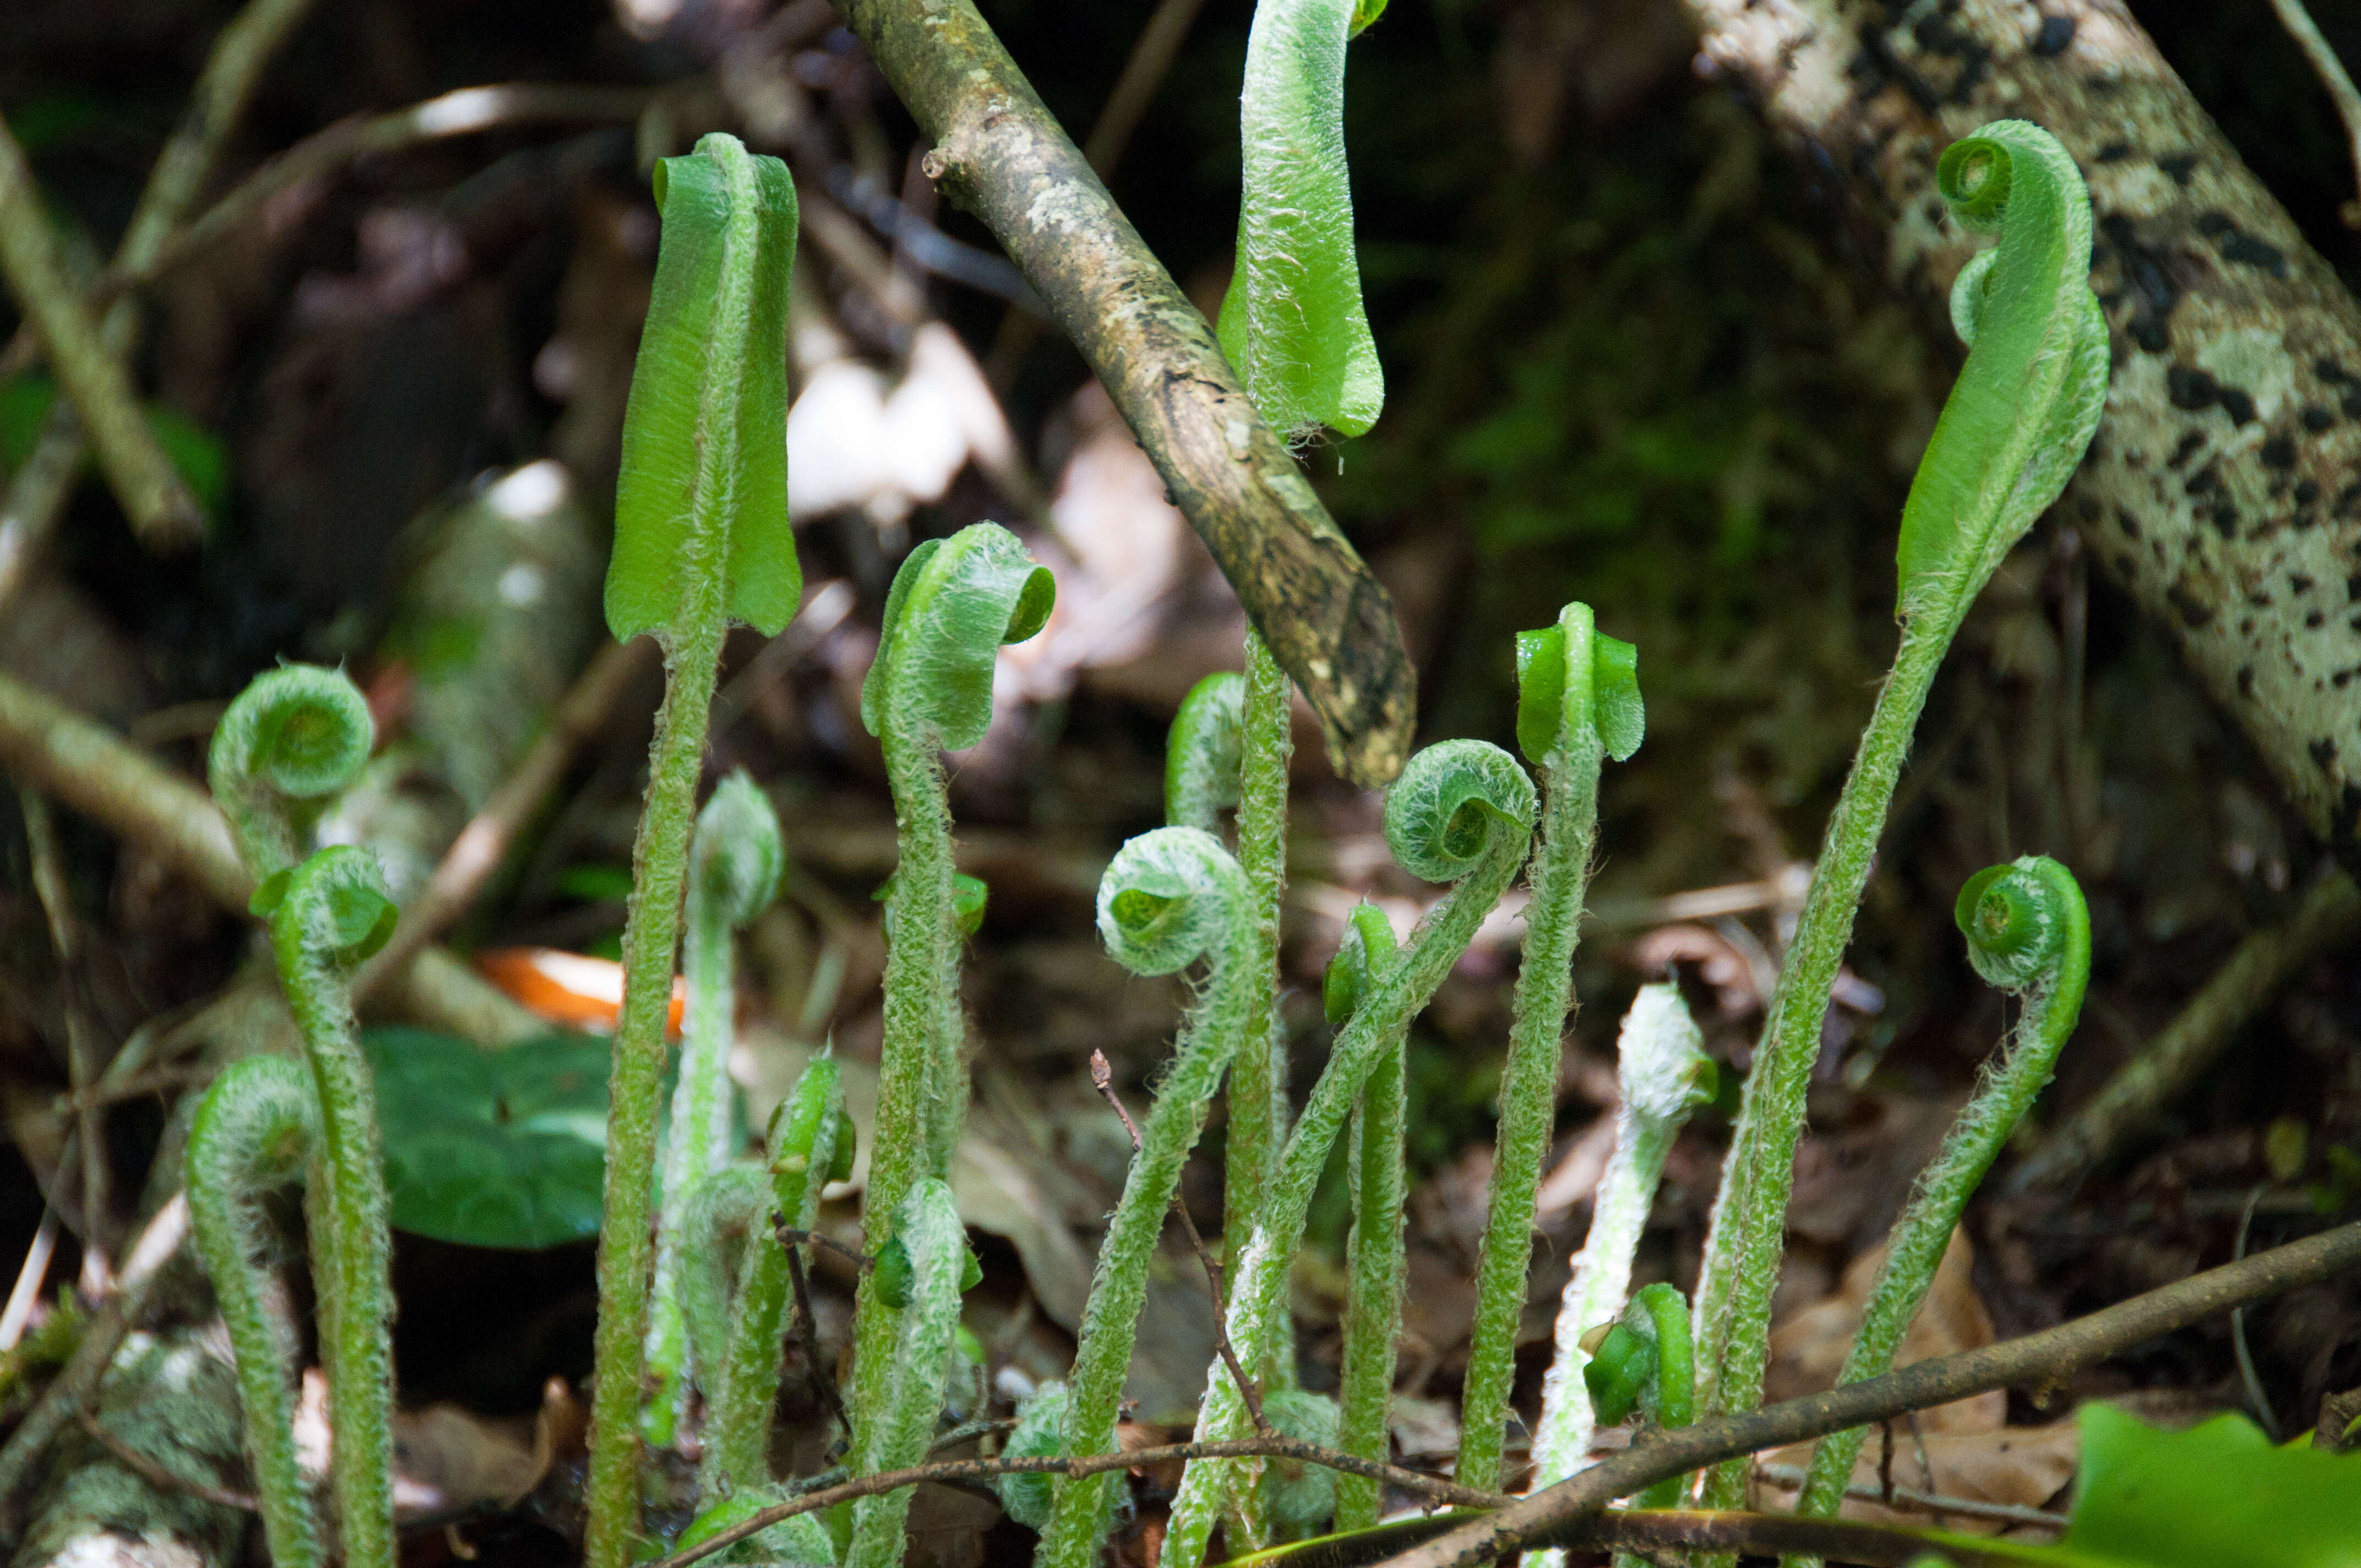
<box><xmin>644</xmin><ymin>1436</ymin><xmax>1506</xmax><ymax>1568</ymax></box>
<box><xmin>352</xmin><ymin>637</ymin><xmax>651</xmax><ymax>1001</ymax></box>
<box><xmin>833</xmin><ymin>0</ymin><xmax>1415</xmax><ymax>787</ymax></box>
<box><xmin>774</xmin><ymin>1225</ymin><xmax>877</xmax><ymax>1275</ymax></box>
<box><xmin>0</xmin><ymin>0</ymin><xmax>317</xmax><ymax>592</ymax></box>
<box><xmin>19</xmin><ymin>789</ymin><xmax>108</xmax><ymax>1250</ymax></box>
<box><xmin>76</xmin><ymin>1413</ymin><xmax>259</xmax><ymax>1514</ymax></box>
<box><xmin>2269</xmin><ymin>0</ymin><xmax>2361</xmax><ymax>226</ymax></box>
<box><xmin>42</xmin><ymin>1064</ymin><xmax>219</xmax><ymax>1123</ymax></box>
<box><xmin>1370</xmin><ymin>1216</ymin><xmax>2361</xmax><ymax>1568</ymax></box>
<box><xmin>0</xmin><ymin>1212</ymin><xmax>57</xmax><ymax>1352</ymax></box>
<box><xmin>0</xmin><ymin>666</ymin><xmax>541</xmax><ymax>1047</ymax></box>
<box><xmin>1749</xmin><ymin>1460</ymin><xmax>2065</xmax><ymax>1533</ymax></box>
<box><xmin>81</xmin><ymin>83</ymin><xmax>655</xmax><ymax>312</ymax></box>
<box><xmin>785</xmin><ymin>1244</ymin><xmax>851</xmax><ymax>1441</ymax></box>
<box><xmin>0</xmin><ymin>119</ymin><xmax>202</xmax><ymax>548</ymax></box>
<box><xmin>1089</xmin><ymin>1048</ymin><xmax>1272</xmax><ymax>1435</ymax></box>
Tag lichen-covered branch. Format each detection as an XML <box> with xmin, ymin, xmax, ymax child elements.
<box><xmin>830</xmin><ymin>0</ymin><xmax>1416</xmax><ymax>787</ymax></box>
<box><xmin>1682</xmin><ymin>0</ymin><xmax>2361</xmax><ymax>865</ymax></box>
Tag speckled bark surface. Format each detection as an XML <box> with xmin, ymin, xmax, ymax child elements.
<box><xmin>1686</xmin><ymin>0</ymin><xmax>2361</xmax><ymax>859</ymax></box>
<box><xmin>835</xmin><ymin>0</ymin><xmax>1417</xmax><ymax>788</ymax></box>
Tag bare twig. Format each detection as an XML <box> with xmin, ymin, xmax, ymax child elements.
<box><xmin>0</xmin><ymin>667</ymin><xmax>541</xmax><ymax>1046</ymax></box>
<box><xmin>2269</xmin><ymin>0</ymin><xmax>2361</xmax><ymax>225</ymax></box>
<box><xmin>834</xmin><ymin>0</ymin><xmax>1416</xmax><ymax>786</ymax></box>
<box><xmin>0</xmin><ymin>1194</ymin><xmax>190</xmax><ymax>1522</ymax></box>
<box><xmin>1750</xmin><ymin>1460</ymin><xmax>2065</xmax><ymax>1533</ymax></box>
<box><xmin>774</xmin><ymin>1225</ymin><xmax>878</xmax><ymax>1275</ymax></box>
<box><xmin>19</xmin><ymin>790</ymin><xmax>108</xmax><ymax>1249</ymax></box>
<box><xmin>76</xmin><ymin>1412</ymin><xmax>259</xmax><ymax>1513</ymax></box>
<box><xmin>0</xmin><ymin>121</ymin><xmax>202</xmax><ymax>548</ymax></box>
<box><xmin>42</xmin><ymin>1065</ymin><xmax>219</xmax><ymax>1123</ymax></box>
<box><xmin>2229</xmin><ymin>1184</ymin><xmax>2280</xmax><ymax>1439</ymax></box>
<box><xmin>646</xmin><ymin>1435</ymin><xmax>1506</xmax><ymax>1568</ymax></box>
<box><xmin>84</xmin><ymin>83</ymin><xmax>656</xmax><ymax>312</ymax></box>
<box><xmin>1088</xmin><ymin>1049</ymin><xmax>1271</xmax><ymax>1436</ymax></box>
<box><xmin>785</xmin><ymin>1244</ymin><xmax>851</xmax><ymax>1440</ymax></box>
<box><xmin>352</xmin><ymin>638</ymin><xmax>651</xmax><ymax>1002</ymax></box>
<box><xmin>0</xmin><ymin>0</ymin><xmax>318</xmax><ymax>595</ymax></box>
<box><xmin>0</xmin><ymin>1213</ymin><xmax>58</xmax><ymax>1352</ymax></box>
<box><xmin>2009</xmin><ymin>869</ymin><xmax>2361</xmax><ymax>1193</ymax></box>
<box><xmin>1370</xmin><ymin>1217</ymin><xmax>2361</xmax><ymax>1568</ymax></box>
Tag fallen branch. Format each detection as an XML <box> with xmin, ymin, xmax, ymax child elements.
<box><xmin>1750</xmin><ymin>1459</ymin><xmax>2065</xmax><ymax>1533</ymax></box>
<box><xmin>833</xmin><ymin>0</ymin><xmax>1416</xmax><ymax>787</ymax></box>
<box><xmin>2008</xmin><ymin>869</ymin><xmax>2361</xmax><ymax>1193</ymax></box>
<box><xmin>645</xmin><ymin>1436</ymin><xmax>1507</xmax><ymax>1568</ymax></box>
<box><xmin>0</xmin><ymin>667</ymin><xmax>540</xmax><ymax>1047</ymax></box>
<box><xmin>1370</xmin><ymin>1217</ymin><xmax>2361</xmax><ymax>1568</ymax></box>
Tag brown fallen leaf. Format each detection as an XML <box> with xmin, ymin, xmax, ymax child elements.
<box><xmin>1758</xmin><ymin>1419</ymin><xmax>2079</xmax><ymax>1533</ymax></box>
<box><xmin>1765</xmin><ymin>1226</ymin><xmax>2004</xmax><ymax>1434</ymax></box>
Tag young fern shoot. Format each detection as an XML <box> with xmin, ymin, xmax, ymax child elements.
<box><xmin>1580</xmin><ymin>1277</ymin><xmax>1699</xmax><ymax>1562</ymax></box>
<box><xmin>1221</xmin><ymin>0</ymin><xmax>1386</xmax><ymax>441</ymax></box>
<box><xmin>1685</xmin><ymin>118</ymin><xmax>2107</xmax><ymax>1524</ymax></box>
<box><xmin>846</xmin><ymin>1179</ymin><xmax>970</xmax><ymax>1568</ymax></box>
<box><xmin>185</xmin><ymin>1055</ymin><xmax>323</xmax><ymax>1568</ymax></box>
<box><xmin>1327</xmin><ymin>903</ymin><xmax>1403</xmax><ymax>1533</ymax></box>
<box><xmin>1456</xmin><ymin>603</ymin><xmax>1642</xmax><ymax>1493</ymax></box>
<box><xmin>852</xmin><ymin>522</ymin><xmax>1051</xmax><ymax>1494</ymax></box>
<box><xmin>259</xmin><ymin>845</ymin><xmax>401</xmax><ymax>1568</ymax></box>
<box><xmin>698</xmin><ymin>1054</ymin><xmax>852</xmax><ymax>1496</ymax></box>
<box><xmin>1781</xmin><ymin>857</ymin><xmax>2087</xmax><ymax>1567</ymax></box>
<box><xmin>589</xmin><ymin>129</ymin><xmax>800</xmax><ymax>1568</ymax></box>
<box><xmin>1164</xmin><ymin>666</ymin><xmax>1291</xmax><ymax>1341</ymax></box>
<box><xmin>1033</xmin><ymin>827</ymin><xmax>1257</xmax><ymax>1568</ymax></box>
<box><xmin>204</xmin><ymin>665</ymin><xmax>399</xmax><ymax>1568</ymax></box>
<box><xmin>1528</xmin><ymin>984</ymin><xmax>1712</xmax><ymax>1568</ymax></box>
<box><xmin>1161</xmin><ymin>741</ymin><xmax>1536</xmax><ymax>1568</ymax></box>
<box><xmin>648</xmin><ymin>771</ymin><xmax>786</xmax><ymax>1448</ymax></box>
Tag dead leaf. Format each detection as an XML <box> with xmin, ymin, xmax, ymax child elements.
<box><xmin>1758</xmin><ymin>1419</ymin><xmax>2078</xmax><ymax>1533</ymax></box>
<box><xmin>390</xmin><ymin>1404</ymin><xmax>542</xmax><ymax>1514</ymax></box>
<box><xmin>1765</xmin><ymin>1227</ymin><xmax>2004</xmax><ymax>1434</ymax></box>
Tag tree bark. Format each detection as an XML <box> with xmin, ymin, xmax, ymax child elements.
<box><xmin>1684</xmin><ymin>0</ymin><xmax>2361</xmax><ymax>862</ymax></box>
<box><xmin>832</xmin><ymin>0</ymin><xmax>1418</xmax><ymax>788</ymax></box>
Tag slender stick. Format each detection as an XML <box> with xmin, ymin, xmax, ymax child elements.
<box><xmin>0</xmin><ymin>0</ymin><xmax>317</xmax><ymax>581</ymax></box>
<box><xmin>0</xmin><ymin>118</ymin><xmax>201</xmax><ymax>547</ymax></box>
<box><xmin>77</xmin><ymin>1412</ymin><xmax>260</xmax><ymax>1513</ymax></box>
<box><xmin>833</xmin><ymin>0</ymin><xmax>1416</xmax><ymax>786</ymax></box>
<box><xmin>19</xmin><ymin>790</ymin><xmax>107</xmax><ymax>1251</ymax></box>
<box><xmin>1370</xmin><ymin>1217</ymin><xmax>2361</xmax><ymax>1568</ymax></box>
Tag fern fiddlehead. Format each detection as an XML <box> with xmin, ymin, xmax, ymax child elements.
<box><xmin>208</xmin><ymin>665</ymin><xmax>375</xmax><ymax>881</ymax></box>
<box><xmin>1165</xmin><ymin>672</ymin><xmax>1245</xmax><ymax>835</ymax></box>
<box><xmin>184</xmin><ymin>1054</ymin><xmax>322</xmax><ymax>1568</ymax></box>
<box><xmin>1685</xmin><ymin>119</ymin><xmax>2107</xmax><ymax>1529</ymax></box>
<box><xmin>1781</xmin><ymin>858</ymin><xmax>2087</xmax><ymax>1566</ymax></box>
<box><xmin>1161</xmin><ymin>740</ymin><xmax>1536</xmax><ymax>1568</ymax></box>
<box><xmin>1456</xmin><ymin>603</ymin><xmax>1642</xmax><ymax>1493</ymax></box>
<box><xmin>258</xmin><ymin>844</ymin><xmax>400</xmax><ymax>1568</ymax></box>
<box><xmin>698</xmin><ymin>1054</ymin><xmax>852</xmax><ymax>1496</ymax></box>
<box><xmin>1033</xmin><ymin>827</ymin><xmax>1258</xmax><ymax>1568</ymax></box>
<box><xmin>1328</xmin><ymin>902</ymin><xmax>1402</xmax><ymax>1533</ymax></box>
<box><xmin>851</xmin><ymin>522</ymin><xmax>1051</xmax><ymax>1504</ymax></box>
<box><xmin>1220</xmin><ymin>0</ymin><xmax>1385</xmax><ymax>442</ymax></box>
<box><xmin>845</xmin><ymin>1178</ymin><xmax>970</xmax><ymax>1568</ymax></box>
<box><xmin>1528</xmin><ymin>984</ymin><xmax>1712</xmax><ymax>1568</ymax></box>
<box><xmin>586</xmin><ymin>129</ymin><xmax>799</xmax><ymax>1568</ymax></box>
<box><xmin>648</xmin><ymin>771</ymin><xmax>785</xmax><ymax>1448</ymax></box>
